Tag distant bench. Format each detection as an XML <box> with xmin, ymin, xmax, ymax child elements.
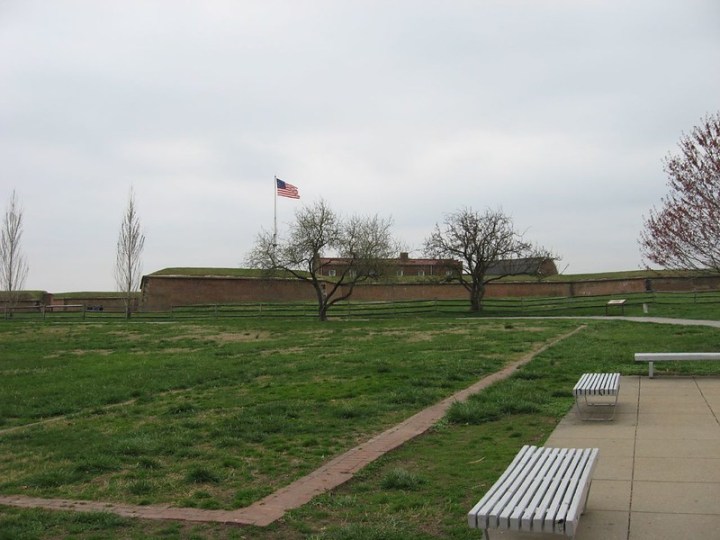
<box><xmin>42</xmin><ymin>304</ymin><xmax>84</xmax><ymax>312</ymax></box>
<box><xmin>635</xmin><ymin>352</ymin><xmax>720</xmax><ymax>378</ymax></box>
<box><xmin>468</xmin><ymin>445</ymin><xmax>599</xmax><ymax>539</ymax></box>
<box><xmin>605</xmin><ymin>299</ymin><xmax>626</xmax><ymax>315</ymax></box>
<box><xmin>572</xmin><ymin>373</ymin><xmax>620</xmax><ymax>420</ymax></box>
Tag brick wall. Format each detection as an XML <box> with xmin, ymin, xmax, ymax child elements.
<box><xmin>49</xmin><ymin>295</ymin><xmax>137</xmax><ymax>312</ymax></box>
<box><xmin>142</xmin><ymin>276</ymin><xmax>316</xmax><ymax>311</ymax></box>
<box><xmin>140</xmin><ymin>274</ymin><xmax>720</xmax><ymax>311</ymax></box>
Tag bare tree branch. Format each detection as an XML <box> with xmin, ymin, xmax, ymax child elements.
<box><xmin>115</xmin><ymin>188</ymin><xmax>145</xmax><ymax>319</ymax></box>
<box><xmin>424</xmin><ymin>207</ymin><xmax>556</xmax><ymax>312</ymax></box>
<box><xmin>247</xmin><ymin>199</ymin><xmax>398</xmax><ymax>321</ymax></box>
<box><xmin>1</xmin><ymin>190</ymin><xmax>29</xmax><ymax>315</ymax></box>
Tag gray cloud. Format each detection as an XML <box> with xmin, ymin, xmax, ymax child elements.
<box><xmin>1</xmin><ymin>0</ymin><xmax>719</xmax><ymax>291</ymax></box>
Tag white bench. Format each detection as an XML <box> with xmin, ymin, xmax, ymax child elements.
<box><xmin>635</xmin><ymin>352</ymin><xmax>720</xmax><ymax>378</ymax></box>
<box><xmin>468</xmin><ymin>445</ymin><xmax>599</xmax><ymax>539</ymax></box>
<box><xmin>572</xmin><ymin>373</ymin><xmax>620</xmax><ymax>420</ymax></box>
<box><xmin>605</xmin><ymin>299</ymin><xmax>626</xmax><ymax>315</ymax></box>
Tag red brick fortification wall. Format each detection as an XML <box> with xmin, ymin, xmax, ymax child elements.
<box><xmin>346</xmin><ymin>283</ymin><xmax>467</xmax><ymax>301</ymax></box>
<box><xmin>50</xmin><ymin>296</ymin><xmax>133</xmax><ymax>311</ymax></box>
<box><xmin>141</xmin><ymin>274</ymin><xmax>720</xmax><ymax>311</ymax></box>
<box><xmin>649</xmin><ymin>275</ymin><xmax>720</xmax><ymax>292</ymax></box>
<box><xmin>490</xmin><ymin>275</ymin><xmax>720</xmax><ymax>297</ymax></box>
<box><xmin>142</xmin><ymin>276</ymin><xmax>316</xmax><ymax>311</ymax></box>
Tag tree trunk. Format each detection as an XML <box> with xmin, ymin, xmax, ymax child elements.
<box><xmin>469</xmin><ymin>282</ymin><xmax>485</xmax><ymax>313</ymax></box>
<box><xmin>314</xmin><ymin>281</ymin><xmax>329</xmax><ymax>321</ymax></box>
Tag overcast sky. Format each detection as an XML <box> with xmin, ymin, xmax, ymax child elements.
<box><xmin>2</xmin><ymin>1</ymin><xmax>719</xmax><ymax>292</ymax></box>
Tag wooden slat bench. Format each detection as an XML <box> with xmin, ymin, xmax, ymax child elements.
<box><xmin>468</xmin><ymin>445</ymin><xmax>599</xmax><ymax>539</ymax></box>
<box><xmin>572</xmin><ymin>373</ymin><xmax>620</xmax><ymax>421</ymax></box>
<box><xmin>635</xmin><ymin>352</ymin><xmax>720</xmax><ymax>378</ymax></box>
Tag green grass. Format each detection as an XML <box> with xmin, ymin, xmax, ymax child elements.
<box><xmin>149</xmin><ymin>267</ymin><xmax>306</xmax><ymax>279</ymax></box>
<box><xmin>11</xmin><ymin>289</ymin><xmax>719</xmax><ymax>322</ymax></box>
<box><xmin>1</xmin><ymin>315</ymin><xmax>720</xmax><ymax>539</ymax></box>
<box><xmin>0</xmin><ymin>318</ymin><xmax>575</xmax><ymax>508</ymax></box>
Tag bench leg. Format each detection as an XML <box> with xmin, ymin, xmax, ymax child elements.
<box><xmin>583</xmin><ymin>480</ymin><xmax>593</xmax><ymax>514</ymax></box>
<box><xmin>575</xmin><ymin>393</ymin><xmax>618</xmax><ymax>421</ymax></box>
<box><xmin>649</xmin><ymin>361</ymin><xmax>654</xmax><ymax>378</ymax></box>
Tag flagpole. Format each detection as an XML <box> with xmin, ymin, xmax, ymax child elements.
<box><xmin>273</xmin><ymin>176</ymin><xmax>278</xmax><ymax>247</ymax></box>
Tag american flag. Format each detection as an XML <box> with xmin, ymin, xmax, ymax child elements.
<box><xmin>276</xmin><ymin>178</ymin><xmax>300</xmax><ymax>199</ymax></box>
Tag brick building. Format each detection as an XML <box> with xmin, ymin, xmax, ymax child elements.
<box><xmin>318</xmin><ymin>252</ymin><xmax>462</xmax><ymax>278</ymax></box>
<box><xmin>318</xmin><ymin>254</ymin><xmax>557</xmax><ymax>279</ymax></box>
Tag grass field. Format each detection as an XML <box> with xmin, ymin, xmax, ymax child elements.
<box><xmin>11</xmin><ymin>289</ymin><xmax>720</xmax><ymax>322</ymax></box>
<box><xmin>1</xmin><ymin>314</ymin><xmax>720</xmax><ymax>539</ymax></box>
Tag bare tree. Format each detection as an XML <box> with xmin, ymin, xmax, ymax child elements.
<box><xmin>1</xmin><ymin>190</ymin><xmax>29</xmax><ymax>316</ymax></box>
<box><xmin>115</xmin><ymin>189</ymin><xmax>145</xmax><ymax>319</ymax></box>
<box><xmin>640</xmin><ymin>112</ymin><xmax>720</xmax><ymax>272</ymax></box>
<box><xmin>424</xmin><ymin>207</ymin><xmax>555</xmax><ymax>312</ymax></box>
<box><xmin>247</xmin><ymin>199</ymin><xmax>398</xmax><ymax>321</ymax></box>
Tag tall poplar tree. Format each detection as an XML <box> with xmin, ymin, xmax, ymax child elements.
<box><xmin>1</xmin><ymin>190</ymin><xmax>29</xmax><ymax>316</ymax></box>
<box><xmin>115</xmin><ymin>189</ymin><xmax>145</xmax><ymax>319</ymax></box>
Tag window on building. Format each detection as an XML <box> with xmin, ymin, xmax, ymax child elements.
<box><xmin>328</xmin><ymin>269</ymin><xmax>336</xmax><ymax>277</ymax></box>
<box><xmin>396</xmin><ymin>269</ymin><xmax>404</xmax><ymax>277</ymax></box>
<box><xmin>417</xmin><ymin>269</ymin><xmax>425</xmax><ymax>276</ymax></box>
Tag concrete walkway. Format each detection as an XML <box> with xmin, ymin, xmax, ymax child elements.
<box><xmin>494</xmin><ymin>375</ymin><xmax>720</xmax><ymax>540</ymax></box>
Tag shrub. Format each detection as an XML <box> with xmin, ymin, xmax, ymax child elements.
<box><xmin>380</xmin><ymin>468</ymin><xmax>425</xmax><ymax>490</ymax></box>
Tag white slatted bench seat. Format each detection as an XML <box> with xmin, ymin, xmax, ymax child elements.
<box><xmin>635</xmin><ymin>352</ymin><xmax>720</xmax><ymax>378</ymax></box>
<box><xmin>605</xmin><ymin>298</ymin><xmax>626</xmax><ymax>315</ymax></box>
<box><xmin>468</xmin><ymin>445</ymin><xmax>599</xmax><ymax>539</ymax></box>
<box><xmin>572</xmin><ymin>373</ymin><xmax>620</xmax><ymax>421</ymax></box>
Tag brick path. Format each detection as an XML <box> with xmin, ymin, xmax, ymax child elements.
<box><xmin>0</xmin><ymin>326</ymin><xmax>585</xmax><ymax>527</ymax></box>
